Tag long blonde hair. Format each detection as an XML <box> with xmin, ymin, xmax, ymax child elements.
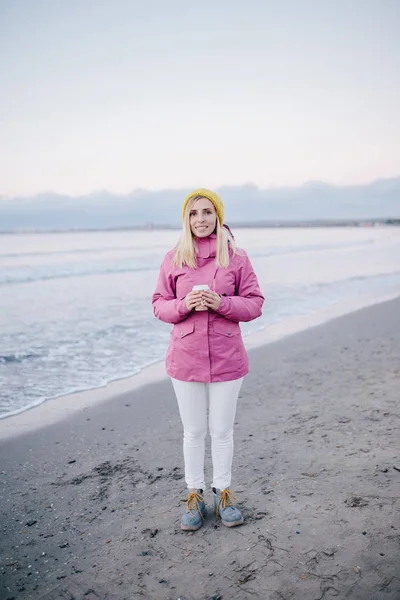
<box><xmin>173</xmin><ymin>196</ymin><xmax>237</xmax><ymax>269</ymax></box>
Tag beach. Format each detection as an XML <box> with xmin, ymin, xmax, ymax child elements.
<box><xmin>1</xmin><ymin>297</ymin><xmax>399</xmax><ymax>600</ymax></box>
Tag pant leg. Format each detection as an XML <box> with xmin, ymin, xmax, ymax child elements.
<box><xmin>171</xmin><ymin>378</ymin><xmax>208</xmax><ymax>490</ymax></box>
<box><xmin>209</xmin><ymin>377</ymin><xmax>244</xmax><ymax>490</ymax></box>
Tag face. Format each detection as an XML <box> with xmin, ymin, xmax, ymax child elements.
<box><xmin>189</xmin><ymin>197</ymin><xmax>217</xmax><ymax>238</ymax></box>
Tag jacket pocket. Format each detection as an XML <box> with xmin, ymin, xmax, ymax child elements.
<box><xmin>211</xmin><ymin>320</ymin><xmax>244</xmax><ymax>376</ymax></box>
<box><xmin>212</xmin><ymin>320</ymin><xmax>241</xmax><ymax>337</ymax></box>
<box><xmin>172</xmin><ymin>320</ymin><xmax>195</xmax><ymax>339</ymax></box>
<box><xmin>170</xmin><ymin>321</ymin><xmax>196</xmax><ymax>373</ymax></box>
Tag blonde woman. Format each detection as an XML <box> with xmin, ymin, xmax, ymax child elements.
<box><xmin>152</xmin><ymin>189</ymin><xmax>264</xmax><ymax>530</ymax></box>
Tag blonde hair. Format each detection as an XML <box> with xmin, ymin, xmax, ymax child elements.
<box><xmin>173</xmin><ymin>196</ymin><xmax>237</xmax><ymax>269</ymax></box>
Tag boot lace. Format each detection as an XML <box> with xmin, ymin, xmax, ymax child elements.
<box><xmin>182</xmin><ymin>491</ymin><xmax>204</xmax><ymax>518</ymax></box>
<box><xmin>216</xmin><ymin>489</ymin><xmax>237</xmax><ymax>517</ymax></box>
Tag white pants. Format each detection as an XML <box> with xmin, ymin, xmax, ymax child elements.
<box><xmin>171</xmin><ymin>377</ymin><xmax>244</xmax><ymax>491</ymax></box>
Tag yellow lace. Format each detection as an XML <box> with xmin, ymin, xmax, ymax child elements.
<box><xmin>216</xmin><ymin>488</ymin><xmax>237</xmax><ymax>517</ymax></box>
<box><xmin>182</xmin><ymin>491</ymin><xmax>205</xmax><ymax>519</ymax></box>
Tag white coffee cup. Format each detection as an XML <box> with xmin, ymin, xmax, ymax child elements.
<box><xmin>192</xmin><ymin>284</ymin><xmax>210</xmax><ymax>311</ymax></box>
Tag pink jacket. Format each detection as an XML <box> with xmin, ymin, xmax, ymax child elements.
<box><xmin>152</xmin><ymin>234</ymin><xmax>264</xmax><ymax>382</ymax></box>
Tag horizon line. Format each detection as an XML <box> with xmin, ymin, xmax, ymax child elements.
<box><xmin>1</xmin><ymin>174</ymin><xmax>400</xmax><ymax>201</ymax></box>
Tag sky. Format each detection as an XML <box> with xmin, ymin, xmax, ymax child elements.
<box><xmin>0</xmin><ymin>0</ymin><xmax>399</xmax><ymax>197</ymax></box>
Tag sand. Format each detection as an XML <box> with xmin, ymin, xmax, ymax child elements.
<box><xmin>0</xmin><ymin>298</ymin><xmax>399</xmax><ymax>600</ymax></box>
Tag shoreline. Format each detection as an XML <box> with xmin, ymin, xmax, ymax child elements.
<box><xmin>1</xmin><ymin>289</ymin><xmax>399</xmax><ymax>440</ymax></box>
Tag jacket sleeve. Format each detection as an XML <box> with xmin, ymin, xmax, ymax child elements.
<box><xmin>152</xmin><ymin>258</ymin><xmax>191</xmax><ymax>324</ymax></box>
<box><xmin>216</xmin><ymin>252</ymin><xmax>264</xmax><ymax>323</ymax></box>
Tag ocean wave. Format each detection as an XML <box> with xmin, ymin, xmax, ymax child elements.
<box><xmin>1</xmin><ymin>244</ymin><xmax>168</xmax><ymax>259</ymax></box>
<box><xmin>1</xmin><ymin>239</ymin><xmax>375</xmax><ymax>286</ymax></box>
<box><xmin>0</xmin><ymin>263</ymin><xmax>159</xmax><ymax>285</ymax></box>
<box><xmin>312</xmin><ymin>271</ymin><xmax>400</xmax><ymax>289</ymax></box>
<box><xmin>0</xmin><ymin>352</ymin><xmax>41</xmax><ymax>364</ymax></box>
<box><xmin>248</xmin><ymin>239</ymin><xmax>374</xmax><ymax>259</ymax></box>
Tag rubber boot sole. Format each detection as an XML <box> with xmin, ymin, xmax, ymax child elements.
<box><xmin>221</xmin><ymin>516</ymin><xmax>244</xmax><ymax>527</ymax></box>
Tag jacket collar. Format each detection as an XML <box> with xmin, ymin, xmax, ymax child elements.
<box><xmin>195</xmin><ymin>233</ymin><xmax>217</xmax><ymax>258</ymax></box>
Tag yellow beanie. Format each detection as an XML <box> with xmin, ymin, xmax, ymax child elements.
<box><xmin>182</xmin><ymin>188</ymin><xmax>224</xmax><ymax>226</ymax></box>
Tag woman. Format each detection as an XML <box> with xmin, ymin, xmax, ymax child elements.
<box><xmin>152</xmin><ymin>188</ymin><xmax>264</xmax><ymax>531</ymax></box>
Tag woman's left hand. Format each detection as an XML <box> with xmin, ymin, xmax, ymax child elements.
<box><xmin>200</xmin><ymin>290</ymin><xmax>221</xmax><ymax>311</ymax></box>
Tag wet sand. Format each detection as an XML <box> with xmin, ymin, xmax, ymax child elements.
<box><xmin>1</xmin><ymin>298</ymin><xmax>399</xmax><ymax>600</ymax></box>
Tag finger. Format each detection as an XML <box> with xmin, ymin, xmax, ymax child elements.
<box><xmin>187</xmin><ymin>294</ymin><xmax>199</xmax><ymax>305</ymax></box>
<box><xmin>203</xmin><ymin>299</ymin><xmax>216</xmax><ymax>308</ymax></box>
<box><xmin>203</xmin><ymin>291</ymin><xmax>219</xmax><ymax>300</ymax></box>
<box><xmin>201</xmin><ymin>291</ymin><xmax>217</xmax><ymax>300</ymax></box>
<box><xmin>204</xmin><ymin>297</ymin><xmax>219</xmax><ymax>308</ymax></box>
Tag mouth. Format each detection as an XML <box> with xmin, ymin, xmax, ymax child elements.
<box><xmin>196</xmin><ymin>226</ymin><xmax>208</xmax><ymax>231</ymax></box>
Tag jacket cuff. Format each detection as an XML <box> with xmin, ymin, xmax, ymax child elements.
<box><xmin>216</xmin><ymin>295</ymin><xmax>231</xmax><ymax>317</ymax></box>
<box><xmin>178</xmin><ymin>298</ymin><xmax>190</xmax><ymax>317</ymax></box>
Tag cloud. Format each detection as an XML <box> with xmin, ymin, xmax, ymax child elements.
<box><xmin>0</xmin><ymin>177</ymin><xmax>399</xmax><ymax>231</ymax></box>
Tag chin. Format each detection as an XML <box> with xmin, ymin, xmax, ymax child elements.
<box><xmin>194</xmin><ymin>229</ymin><xmax>212</xmax><ymax>237</ymax></box>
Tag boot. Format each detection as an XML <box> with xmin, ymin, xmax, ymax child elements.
<box><xmin>212</xmin><ymin>487</ymin><xmax>244</xmax><ymax>527</ymax></box>
<box><xmin>181</xmin><ymin>489</ymin><xmax>206</xmax><ymax>531</ymax></box>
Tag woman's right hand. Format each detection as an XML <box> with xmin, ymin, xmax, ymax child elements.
<box><xmin>185</xmin><ymin>291</ymin><xmax>202</xmax><ymax>311</ymax></box>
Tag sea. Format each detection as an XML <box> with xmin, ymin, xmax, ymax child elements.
<box><xmin>1</xmin><ymin>226</ymin><xmax>400</xmax><ymax>419</ymax></box>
